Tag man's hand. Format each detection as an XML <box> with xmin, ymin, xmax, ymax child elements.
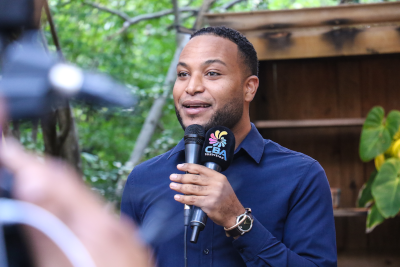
<box><xmin>170</xmin><ymin>163</ymin><xmax>245</xmax><ymax>229</ymax></box>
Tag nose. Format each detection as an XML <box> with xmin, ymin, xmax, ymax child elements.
<box><xmin>185</xmin><ymin>72</ymin><xmax>205</xmax><ymax>96</ymax></box>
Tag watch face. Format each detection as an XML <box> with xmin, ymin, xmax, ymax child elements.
<box><xmin>238</xmin><ymin>215</ymin><xmax>252</xmax><ymax>232</ymax></box>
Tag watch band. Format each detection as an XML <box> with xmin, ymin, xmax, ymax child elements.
<box><xmin>224</xmin><ymin>208</ymin><xmax>253</xmax><ymax>237</ymax></box>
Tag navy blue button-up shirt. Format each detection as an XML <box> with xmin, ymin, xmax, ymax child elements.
<box><xmin>121</xmin><ymin>124</ymin><xmax>337</xmax><ymax>266</ymax></box>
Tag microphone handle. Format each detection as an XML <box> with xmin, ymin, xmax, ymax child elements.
<box><xmin>190</xmin><ymin>162</ymin><xmax>221</xmax><ymax>243</ymax></box>
<box><xmin>184</xmin><ymin>143</ymin><xmax>202</xmax><ymax>164</ymax></box>
<box><xmin>184</xmin><ymin>143</ymin><xmax>202</xmax><ymax>226</ymax></box>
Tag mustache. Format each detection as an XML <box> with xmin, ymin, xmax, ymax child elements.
<box><xmin>175</xmin><ymin>97</ymin><xmax>243</xmax><ymax>132</ymax></box>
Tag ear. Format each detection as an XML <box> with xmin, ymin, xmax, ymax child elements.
<box><xmin>243</xmin><ymin>75</ymin><xmax>259</xmax><ymax>102</ymax></box>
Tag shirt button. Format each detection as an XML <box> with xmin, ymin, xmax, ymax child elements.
<box><xmin>239</xmin><ymin>248</ymin><xmax>244</xmax><ymax>253</ymax></box>
<box><xmin>203</xmin><ymin>249</ymin><xmax>209</xmax><ymax>255</ymax></box>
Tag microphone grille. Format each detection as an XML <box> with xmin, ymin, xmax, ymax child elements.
<box><xmin>201</xmin><ymin>126</ymin><xmax>235</xmax><ymax>172</ymax></box>
<box><xmin>184</xmin><ymin>124</ymin><xmax>205</xmax><ymax>145</ymax></box>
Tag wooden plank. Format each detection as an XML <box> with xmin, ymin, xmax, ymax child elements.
<box><xmin>255</xmin><ymin>58</ymin><xmax>341</xmax><ymax>120</ymax></box>
<box><xmin>204</xmin><ymin>2</ymin><xmax>400</xmax><ymax>31</ymax></box>
<box><xmin>338</xmin><ymin>250</ymin><xmax>400</xmax><ymax>267</ymax></box>
<box><xmin>255</xmin><ymin>118</ymin><xmax>364</xmax><ymax>128</ymax></box>
<box><xmin>245</xmin><ymin>23</ymin><xmax>400</xmax><ymax>61</ymax></box>
<box><xmin>334</xmin><ymin>208</ymin><xmax>368</xmax><ymax>217</ymax></box>
<box><xmin>336</xmin><ymin>59</ymin><xmax>364</xmax><ymax>208</ymax></box>
<box><xmin>360</xmin><ymin>54</ymin><xmax>400</xmax><ymax>116</ymax></box>
<box><xmin>367</xmin><ymin>217</ymin><xmax>400</xmax><ymax>250</ymax></box>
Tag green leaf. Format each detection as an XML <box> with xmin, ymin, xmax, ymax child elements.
<box><xmin>366</xmin><ymin>204</ymin><xmax>385</xmax><ymax>233</ymax></box>
<box><xmin>357</xmin><ymin>170</ymin><xmax>377</xmax><ymax>208</ymax></box>
<box><xmin>372</xmin><ymin>158</ymin><xmax>400</xmax><ymax>218</ymax></box>
<box><xmin>359</xmin><ymin>107</ymin><xmax>400</xmax><ymax>162</ymax></box>
<box><xmin>386</xmin><ymin>110</ymin><xmax>400</xmax><ymax>137</ymax></box>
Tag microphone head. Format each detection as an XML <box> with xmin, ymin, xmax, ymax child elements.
<box><xmin>184</xmin><ymin>124</ymin><xmax>205</xmax><ymax>145</ymax></box>
<box><xmin>201</xmin><ymin>126</ymin><xmax>235</xmax><ymax>171</ymax></box>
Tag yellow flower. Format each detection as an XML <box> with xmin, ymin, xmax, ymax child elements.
<box><xmin>374</xmin><ymin>154</ymin><xmax>385</xmax><ymax>171</ymax></box>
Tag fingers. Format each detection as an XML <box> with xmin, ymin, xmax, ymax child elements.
<box><xmin>0</xmin><ymin>138</ymin><xmax>86</xmax><ymax>206</ymax></box>
<box><xmin>170</xmin><ymin>173</ymin><xmax>208</xmax><ymax>186</ymax></box>
<box><xmin>176</xmin><ymin>163</ymin><xmax>215</xmax><ymax>176</ymax></box>
<box><xmin>173</xmin><ymin>194</ymin><xmax>205</xmax><ymax>207</ymax></box>
<box><xmin>0</xmin><ymin>138</ymin><xmax>36</xmax><ymax>172</ymax></box>
<box><xmin>170</xmin><ymin>182</ymin><xmax>208</xmax><ymax>195</ymax></box>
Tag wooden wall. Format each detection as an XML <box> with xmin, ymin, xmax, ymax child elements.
<box><xmin>250</xmin><ymin>53</ymin><xmax>400</xmax><ymax>253</ymax></box>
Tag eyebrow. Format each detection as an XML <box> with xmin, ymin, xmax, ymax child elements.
<box><xmin>177</xmin><ymin>59</ymin><xmax>227</xmax><ymax>68</ymax></box>
<box><xmin>203</xmin><ymin>59</ymin><xmax>227</xmax><ymax>67</ymax></box>
<box><xmin>177</xmin><ymin>62</ymin><xmax>188</xmax><ymax>68</ymax></box>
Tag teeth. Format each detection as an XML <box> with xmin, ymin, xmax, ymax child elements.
<box><xmin>185</xmin><ymin>105</ymin><xmax>210</xmax><ymax>108</ymax></box>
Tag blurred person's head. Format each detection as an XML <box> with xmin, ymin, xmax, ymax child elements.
<box><xmin>173</xmin><ymin>26</ymin><xmax>259</xmax><ymax>133</ymax></box>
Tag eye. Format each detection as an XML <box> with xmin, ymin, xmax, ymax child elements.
<box><xmin>206</xmin><ymin>71</ymin><xmax>220</xmax><ymax>76</ymax></box>
<box><xmin>177</xmin><ymin>72</ymin><xmax>189</xmax><ymax>77</ymax></box>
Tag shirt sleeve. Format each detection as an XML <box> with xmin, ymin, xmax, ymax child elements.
<box><xmin>120</xmin><ymin>172</ymin><xmax>141</xmax><ymax>225</ymax></box>
<box><xmin>231</xmin><ymin>161</ymin><xmax>337</xmax><ymax>267</ymax></box>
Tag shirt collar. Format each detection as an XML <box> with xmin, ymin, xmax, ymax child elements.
<box><xmin>168</xmin><ymin>138</ymin><xmax>185</xmax><ymax>159</ymax></box>
<box><xmin>167</xmin><ymin>123</ymin><xmax>265</xmax><ymax>163</ymax></box>
<box><xmin>234</xmin><ymin>123</ymin><xmax>264</xmax><ymax>164</ymax></box>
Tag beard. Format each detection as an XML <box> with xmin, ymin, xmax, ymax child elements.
<box><xmin>175</xmin><ymin>96</ymin><xmax>244</xmax><ymax>132</ymax></box>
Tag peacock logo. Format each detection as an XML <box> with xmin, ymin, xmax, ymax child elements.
<box><xmin>209</xmin><ymin>130</ymin><xmax>227</xmax><ymax>148</ymax></box>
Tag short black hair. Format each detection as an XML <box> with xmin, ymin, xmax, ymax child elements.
<box><xmin>191</xmin><ymin>26</ymin><xmax>258</xmax><ymax>77</ymax></box>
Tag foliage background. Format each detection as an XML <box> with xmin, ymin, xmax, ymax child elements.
<box><xmin>18</xmin><ymin>0</ymin><xmax>397</xmax><ymax>201</ymax></box>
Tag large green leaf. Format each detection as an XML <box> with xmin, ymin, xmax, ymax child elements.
<box><xmin>386</xmin><ymin>110</ymin><xmax>400</xmax><ymax>137</ymax></box>
<box><xmin>372</xmin><ymin>158</ymin><xmax>400</xmax><ymax>218</ymax></box>
<box><xmin>366</xmin><ymin>204</ymin><xmax>385</xmax><ymax>233</ymax></box>
<box><xmin>357</xmin><ymin>170</ymin><xmax>377</xmax><ymax>208</ymax></box>
<box><xmin>359</xmin><ymin>107</ymin><xmax>400</xmax><ymax>162</ymax></box>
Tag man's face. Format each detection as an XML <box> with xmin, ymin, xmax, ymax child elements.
<box><xmin>173</xmin><ymin>35</ymin><xmax>245</xmax><ymax>131</ymax></box>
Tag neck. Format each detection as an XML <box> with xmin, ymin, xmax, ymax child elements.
<box><xmin>231</xmin><ymin>116</ymin><xmax>252</xmax><ymax>150</ymax></box>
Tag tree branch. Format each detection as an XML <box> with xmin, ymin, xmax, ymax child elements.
<box><xmin>111</xmin><ymin>7</ymin><xmax>199</xmax><ymax>38</ymax></box>
<box><xmin>194</xmin><ymin>0</ymin><xmax>216</xmax><ymax>30</ymax></box>
<box><xmin>82</xmin><ymin>2</ymin><xmax>199</xmax><ymax>38</ymax></box>
<box><xmin>44</xmin><ymin>0</ymin><xmax>65</xmax><ymax>60</ymax></box>
<box><xmin>172</xmin><ymin>0</ymin><xmax>181</xmax><ymax>43</ymax></box>
<box><xmin>220</xmin><ymin>0</ymin><xmax>247</xmax><ymax>11</ymax></box>
<box><xmin>82</xmin><ymin>1</ymin><xmax>131</xmax><ymax>21</ymax></box>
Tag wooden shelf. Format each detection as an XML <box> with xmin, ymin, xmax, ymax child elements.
<box><xmin>334</xmin><ymin>208</ymin><xmax>368</xmax><ymax>217</ymax></box>
<box><xmin>255</xmin><ymin>118</ymin><xmax>365</xmax><ymax>129</ymax></box>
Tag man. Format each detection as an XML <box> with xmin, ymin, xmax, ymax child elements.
<box><xmin>121</xmin><ymin>26</ymin><xmax>337</xmax><ymax>266</ymax></box>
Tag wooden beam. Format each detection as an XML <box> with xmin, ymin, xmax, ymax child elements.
<box><xmin>255</xmin><ymin>118</ymin><xmax>365</xmax><ymax>129</ymax></box>
<box><xmin>204</xmin><ymin>2</ymin><xmax>400</xmax><ymax>31</ymax></box>
<box><xmin>246</xmin><ymin>23</ymin><xmax>400</xmax><ymax>60</ymax></box>
<box><xmin>334</xmin><ymin>208</ymin><xmax>368</xmax><ymax>217</ymax></box>
<box><xmin>204</xmin><ymin>2</ymin><xmax>400</xmax><ymax>60</ymax></box>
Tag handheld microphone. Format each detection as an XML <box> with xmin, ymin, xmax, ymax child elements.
<box><xmin>183</xmin><ymin>125</ymin><xmax>205</xmax><ymax>226</ymax></box>
<box><xmin>190</xmin><ymin>126</ymin><xmax>235</xmax><ymax>243</ymax></box>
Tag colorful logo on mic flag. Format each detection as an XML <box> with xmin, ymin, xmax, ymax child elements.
<box><xmin>209</xmin><ymin>130</ymin><xmax>227</xmax><ymax>148</ymax></box>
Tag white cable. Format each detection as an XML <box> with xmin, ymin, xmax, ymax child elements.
<box><xmin>0</xmin><ymin>198</ymin><xmax>97</xmax><ymax>267</ymax></box>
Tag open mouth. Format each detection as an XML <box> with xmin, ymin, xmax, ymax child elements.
<box><xmin>183</xmin><ymin>104</ymin><xmax>211</xmax><ymax>108</ymax></box>
<box><xmin>182</xmin><ymin>102</ymin><xmax>212</xmax><ymax>115</ymax></box>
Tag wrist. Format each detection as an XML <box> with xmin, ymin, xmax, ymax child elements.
<box><xmin>222</xmin><ymin>207</ymin><xmax>246</xmax><ymax>229</ymax></box>
<box><xmin>224</xmin><ymin>208</ymin><xmax>254</xmax><ymax>238</ymax></box>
